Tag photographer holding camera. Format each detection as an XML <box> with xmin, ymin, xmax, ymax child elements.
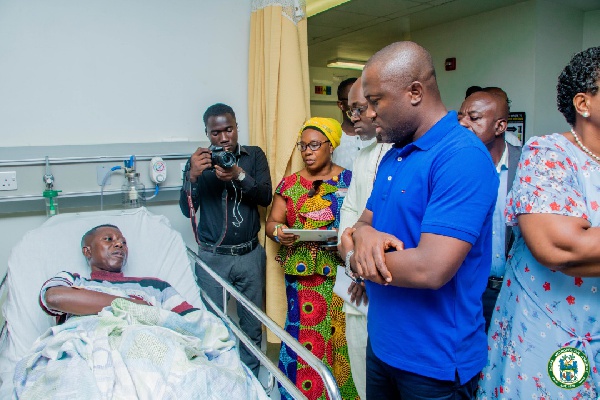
<box><xmin>179</xmin><ymin>103</ymin><xmax>272</xmax><ymax>377</ymax></box>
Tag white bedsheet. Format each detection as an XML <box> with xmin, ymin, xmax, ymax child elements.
<box><xmin>0</xmin><ymin>207</ymin><xmax>204</xmax><ymax>397</ymax></box>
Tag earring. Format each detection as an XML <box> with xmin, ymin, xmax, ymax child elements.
<box><xmin>582</xmin><ymin>111</ymin><xmax>590</xmax><ymax>118</ymax></box>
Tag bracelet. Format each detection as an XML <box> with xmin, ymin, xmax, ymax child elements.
<box><xmin>345</xmin><ymin>250</ymin><xmax>362</xmax><ymax>283</ymax></box>
<box><xmin>273</xmin><ymin>223</ymin><xmax>284</xmax><ymax>243</ymax></box>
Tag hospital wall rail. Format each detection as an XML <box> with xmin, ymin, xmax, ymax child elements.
<box><xmin>187</xmin><ymin>248</ymin><xmax>342</xmax><ymax>400</ymax></box>
<box><xmin>0</xmin><ymin>142</ymin><xmax>205</xmax><ymax>215</ymax></box>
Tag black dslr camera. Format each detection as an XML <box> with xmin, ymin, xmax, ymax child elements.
<box><xmin>209</xmin><ymin>145</ymin><xmax>236</xmax><ymax>168</ymax></box>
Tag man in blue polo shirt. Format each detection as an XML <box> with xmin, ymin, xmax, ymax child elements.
<box><xmin>339</xmin><ymin>41</ymin><xmax>498</xmax><ymax>399</ymax></box>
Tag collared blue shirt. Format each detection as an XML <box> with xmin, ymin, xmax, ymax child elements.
<box><xmin>491</xmin><ymin>158</ymin><xmax>509</xmax><ymax>278</ymax></box>
<box><xmin>365</xmin><ymin>111</ymin><xmax>499</xmax><ymax>384</ymax></box>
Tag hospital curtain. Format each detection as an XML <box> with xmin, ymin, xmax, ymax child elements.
<box><xmin>249</xmin><ymin>0</ymin><xmax>309</xmax><ymax>342</ymax></box>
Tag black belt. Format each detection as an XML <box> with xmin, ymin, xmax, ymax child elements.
<box><xmin>199</xmin><ymin>237</ymin><xmax>259</xmax><ymax>256</ymax></box>
<box><xmin>487</xmin><ymin>276</ymin><xmax>503</xmax><ymax>290</ymax></box>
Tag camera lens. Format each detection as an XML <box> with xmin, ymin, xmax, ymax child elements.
<box><xmin>220</xmin><ymin>152</ymin><xmax>236</xmax><ymax>168</ymax></box>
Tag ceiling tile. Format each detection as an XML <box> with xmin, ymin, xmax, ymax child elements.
<box><xmin>333</xmin><ymin>0</ymin><xmax>424</xmax><ymax>17</ymax></box>
<box><xmin>309</xmin><ymin>9</ymin><xmax>379</xmax><ymax>28</ymax></box>
<box><xmin>308</xmin><ymin>24</ymin><xmax>346</xmax><ymax>41</ymax></box>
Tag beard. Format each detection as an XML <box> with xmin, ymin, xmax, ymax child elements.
<box><xmin>381</xmin><ymin>121</ymin><xmax>414</xmax><ymax>146</ymax></box>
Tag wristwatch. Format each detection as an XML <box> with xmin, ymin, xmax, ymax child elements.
<box><xmin>236</xmin><ymin>169</ymin><xmax>246</xmax><ymax>181</ymax></box>
<box><xmin>273</xmin><ymin>223</ymin><xmax>284</xmax><ymax>243</ymax></box>
<box><xmin>345</xmin><ymin>250</ymin><xmax>362</xmax><ymax>282</ymax></box>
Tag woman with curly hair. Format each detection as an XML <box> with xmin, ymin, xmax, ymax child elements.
<box><xmin>478</xmin><ymin>46</ymin><xmax>600</xmax><ymax>398</ymax></box>
<box><xmin>266</xmin><ymin>117</ymin><xmax>358</xmax><ymax>400</ymax></box>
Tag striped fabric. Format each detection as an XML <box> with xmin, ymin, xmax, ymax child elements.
<box><xmin>39</xmin><ymin>270</ymin><xmax>198</xmax><ymax>322</ymax></box>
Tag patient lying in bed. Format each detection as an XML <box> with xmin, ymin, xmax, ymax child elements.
<box><xmin>13</xmin><ymin>224</ymin><xmax>267</xmax><ymax>400</ymax></box>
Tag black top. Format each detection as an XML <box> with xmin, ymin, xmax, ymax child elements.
<box><xmin>179</xmin><ymin>145</ymin><xmax>272</xmax><ymax>246</ymax></box>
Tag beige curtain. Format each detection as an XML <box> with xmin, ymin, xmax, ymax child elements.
<box><xmin>249</xmin><ymin>0</ymin><xmax>309</xmax><ymax>342</ymax></box>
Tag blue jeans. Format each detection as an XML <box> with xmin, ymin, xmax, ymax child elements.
<box><xmin>366</xmin><ymin>340</ymin><xmax>479</xmax><ymax>399</ymax></box>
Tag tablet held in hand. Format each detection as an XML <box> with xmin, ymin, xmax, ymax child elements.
<box><xmin>281</xmin><ymin>228</ymin><xmax>337</xmax><ymax>242</ymax></box>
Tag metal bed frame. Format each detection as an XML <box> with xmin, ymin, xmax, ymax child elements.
<box><xmin>187</xmin><ymin>248</ymin><xmax>341</xmax><ymax>400</ymax></box>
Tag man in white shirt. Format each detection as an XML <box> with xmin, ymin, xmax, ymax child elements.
<box><xmin>332</xmin><ymin>77</ymin><xmax>376</xmax><ymax>170</ymax></box>
<box><xmin>337</xmin><ymin>77</ymin><xmax>392</xmax><ymax>399</ymax></box>
<box><xmin>458</xmin><ymin>90</ymin><xmax>521</xmax><ymax>332</ymax></box>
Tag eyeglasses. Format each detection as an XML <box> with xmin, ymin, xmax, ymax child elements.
<box><xmin>296</xmin><ymin>140</ymin><xmax>330</xmax><ymax>152</ymax></box>
<box><xmin>345</xmin><ymin>105</ymin><xmax>368</xmax><ymax>119</ymax></box>
<box><xmin>307</xmin><ymin>180</ymin><xmax>323</xmax><ymax>198</ymax></box>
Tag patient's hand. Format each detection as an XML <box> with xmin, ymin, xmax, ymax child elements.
<box><xmin>45</xmin><ymin>287</ymin><xmax>151</xmax><ymax>316</ymax></box>
<box><xmin>127</xmin><ymin>295</ymin><xmax>152</xmax><ymax>306</ymax></box>
<box><xmin>45</xmin><ymin>287</ymin><xmax>119</xmax><ymax>316</ymax></box>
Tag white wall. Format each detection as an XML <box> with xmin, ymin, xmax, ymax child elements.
<box><xmin>411</xmin><ymin>1</ymin><xmax>537</xmax><ymax>137</ymax></box>
<box><xmin>533</xmin><ymin>1</ymin><xmax>583</xmax><ymax>137</ymax></box>
<box><xmin>0</xmin><ymin>0</ymin><xmax>252</xmax><ymax>146</ymax></box>
<box><xmin>0</xmin><ymin>1</ymin><xmax>253</xmax><ymax>319</ymax></box>
<box><xmin>411</xmin><ymin>0</ymin><xmax>593</xmax><ymax>141</ymax></box>
<box><xmin>583</xmin><ymin>10</ymin><xmax>600</xmax><ymax>49</ymax></box>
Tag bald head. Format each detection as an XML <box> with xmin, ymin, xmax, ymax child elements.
<box><xmin>365</xmin><ymin>41</ymin><xmax>438</xmax><ymax>92</ymax></box>
<box><xmin>471</xmin><ymin>91</ymin><xmax>509</xmax><ymax>120</ymax></box>
<box><xmin>458</xmin><ymin>91</ymin><xmax>508</xmax><ymax>152</ymax></box>
<box><xmin>361</xmin><ymin>41</ymin><xmax>447</xmax><ymax>144</ymax></box>
<box><xmin>482</xmin><ymin>87</ymin><xmax>510</xmax><ymax>113</ymax></box>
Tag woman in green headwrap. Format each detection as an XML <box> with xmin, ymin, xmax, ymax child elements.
<box><xmin>267</xmin><ymin>117</ymin><xmax>358</xmax><ymax>400</ymax></box>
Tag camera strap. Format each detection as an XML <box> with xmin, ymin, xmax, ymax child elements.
<box><xmin>184</xmin><ymin>168</ymin><xmax>202</xmax><ymax>247</ymax></box>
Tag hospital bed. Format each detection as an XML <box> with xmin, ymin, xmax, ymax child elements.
<box><xmin>0</xmin><ymin>207</ymin><xmax>340</xmax><ymax>399</ymax></box>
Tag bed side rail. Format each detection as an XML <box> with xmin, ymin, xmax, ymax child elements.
<box><xmin>0</xmin><ymin>272</ymin><xmax>7</xmax><ymax>351</ymax></box>
<box><xmin>186</xmin><ymin>247</ymin><xmax>341</xmax><ymax>400</ymax></box>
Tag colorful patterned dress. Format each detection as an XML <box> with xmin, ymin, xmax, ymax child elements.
<box><xmin>275</xmin><ymin>170</ymin><xmax>358</xmax><ymax>400</ymax></box>
<box><xmin>478</xmin><ymin>134</ymin><xmax>600</xmax><ymax>399</ymax></box>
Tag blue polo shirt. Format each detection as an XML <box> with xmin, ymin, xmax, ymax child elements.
<box><xmin>365</xmin><ymin>111</ymin><xmax>498</xmax><ymax>384</ymax></box>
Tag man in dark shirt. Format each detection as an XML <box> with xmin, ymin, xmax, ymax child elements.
<box><xmin>179</xmin><ymin>103</ymin><xmax>272</xmax><ymax>376</ymax></box>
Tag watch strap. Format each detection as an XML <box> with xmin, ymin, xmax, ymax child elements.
<box><xmin>236</xmin><ymin>169</ymin><xmax>246</xmax><ymax>181</ymax></box>
<box><xmin>273</xmin><ymin>223</ymin><xmax>284</xmax><ymax>240</ymax></box>
<box><xmin>344</xmin><ymin>250</ymin><xmax>362</xmax><ymax>283</ymax></box>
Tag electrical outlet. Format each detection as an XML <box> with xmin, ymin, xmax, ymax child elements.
<box><xmin>0</xmin><ymin>171</ymin><xmax>17</xmax><ymax>191</ymax></box>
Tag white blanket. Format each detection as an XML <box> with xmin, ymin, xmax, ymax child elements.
<box><xmin>14</xmin><ymin>299</ymin><xmax>267</xmax><ymax>400</ymax></box>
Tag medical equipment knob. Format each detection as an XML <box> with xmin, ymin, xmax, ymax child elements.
<box><xmin>150</xmin><ymin>157</ymin><xmax>167</xmax><ymax>184</ymax></box>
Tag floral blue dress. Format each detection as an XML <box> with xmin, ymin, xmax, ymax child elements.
<box><xmin>478</xmin><ymin>134</ymin><xmax>600</xmax><ymax>399</ymax></box>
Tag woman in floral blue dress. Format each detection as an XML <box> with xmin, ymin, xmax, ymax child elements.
<box><xmin>478</xmin><ymin>47</ymin><xmax>600</xmax><ymax>398</ymax></box>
